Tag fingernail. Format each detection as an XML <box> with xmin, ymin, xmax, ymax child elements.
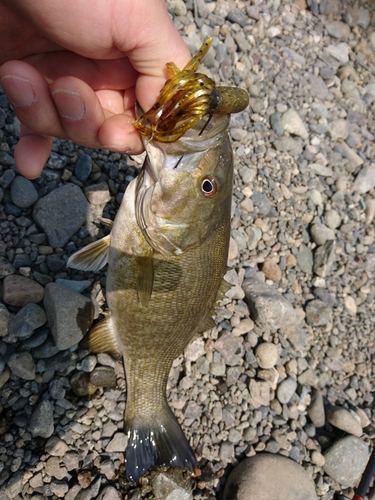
<box><xmin>1</xmin><ymin>75</ymin><xmax>36</xmax><ymax>107</ymax></box>
<box><xmin>51</xmin><ymin>88</ymin><xmax>86</xmax><ymax>120</ymax></box>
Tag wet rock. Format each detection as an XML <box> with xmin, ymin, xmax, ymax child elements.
<box><xmin>305</xmin><ymin>299</ymin><xmax>332</xmax><ymax>327</ymax></box>
<box><xmin>44</xmin><ymin>283</ymin><xmax>94</xmax><ymax>350</ymax></box>
<box><xmin>0</xmin><ymin>256</ymin><xmax>15</xmax><ymax>278</ymax></box>
<box><xmin>223</xmin><ymin>454</ymin><xmax>317</xmax><ymax>500</ymax></box>
<box><xmin>151</xmin><ymin>469</ymin><xmax>193</xmax><ymax>500</ymax></box>
<box><xmin>2</xmin><ymin>275</ymin><xmax>44</xmax><ymax>306</ymax></box>
<box><xmin>8</xmin><ymin>303</ymin><xmax>47</xmax><ymax>340</ymax></box>
<box><xmin>244</xmin><ymin>279</ymin><xmax>299</xmax><ymax>330</ymax></box>
<box><xmin>33</xmin><ymin>183</ymin><xmax>88</xmax><ymax>247</ymax></box>
<box><xmin>326</xmin><ymin>406</ymin><xmax>362</xmax><ymax>437</ymax></box>
<box><xmin>75</xmin><ymin>154</ymin><xmax>92</xmax><ymax>182</ymax></box>
<box><xmin>10</xmin><ymin>176</ymin><xmax>38</xmax><ymax>208</ymax></box>
<box><xmin>255</xmin><ymin>342</ymin><xmax>278</xmax><ymax>369</ymax></box>
<box><xmin>323</xmin><ymin>436</ymin><xmax>369</xmax><ymax>486</ymax></box>
<box><xmin>29</xmin><ymin>399</ymin><xmax>54</xmax><ymax>438</ymax></box>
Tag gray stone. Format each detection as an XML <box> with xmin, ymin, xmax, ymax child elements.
<box><xmin>325</xmin><ymin>21</ymin><xmax>351</xmax><ymax>40</ymax></box>
<box><xmin>0</xmin><ymin>303</ymin><xmax>10</xmax><ymax>337</ymax></box>
<box><xmin>97</xmin><ymin>486</ymin><xmax>121</xmax><ymax>500</ymax></box>
<box><xmin>249</xmin><ymin>379</ymin><xmax>270</xmax><ymax>408</ymax></box>
<box><xmin>227</xmin><ymin>8</ymin><xmax>248</xmax><ymax>27</ymax></box>
<box><xmin>55</xmin><ymin>278</ymin><xmax>92</xmax><ymax>293</ymax></box>
<box><xmin>244</xmin><ymin>279</ymin><xmax>298</xmax><ymax>330</ymax></box>
<box><xmin>281</xmin><ymin>109</ymin><xmax>309</xmax><ymax>140</ymax></box>
<box><xmin>325</xmin><ymin>209</ymin><xmax>341</xmax><ymax>229</ymax></box>
<box><xmin>0</xmin><ymin>167</ymin><xmax>16</xmax><ymax>188</ymax></box>
<box><xmin>353</xmin><ymin>164</ymin><xmax>375</xmax><ymax>194</ymax></box>
<box><xmin>75</xmin><ymin>154</ymin><xmax>92</xmax><ymax>182</ymax></box>
<box><xmin>5</xmin><ymin>471</ymin><xmax>24</xmax><ymax>499</ymax></box>
<box><xmin>305</xmin><ymin>299</ymin><xmax>332</xmax><ymax>327</ymax></box>
<box><xmin>270</xmin><ymin>112</ymin><xmax>284</xmax><ymax>136</ymax></box>
<box><xmin>323</xmin><ymin>436</ymin><xmax>369</xmax><ymax>486</ymax></box>
<box><xmin>10</xmin><ymin>176</ymin><xmax>39</xmax><ymax>208</ymax></box>
<box><xmin>151</xmin><ymin>470</ymin><xmax>193</xmax><ymax>500</ymax></box>
<box><xmin>29</xmin><ymin>400</ymin><xmax>54</xmax><ymax>438</ymax></box>
<box><xmin>326</xmin><ymin>406</ymin><xmax>362</xmax><ymax>437</ymax></box>
<box><xmin>214</xmin><ymin>332</ymin><xmax>244</xmax><ymax>366</ymax></box>
<box><xmin>310</xmin><ymin>223</ymin><xmax>335</xmax><ymax>246</ymax></box>
<box><xmin>277</xmin><ymin>378</ymin><xmax>297</xmax><ymax>404</ymax></box>
<box><xmin>327</xmin><ymin>119</ymin><xmax>349</xmax><ymax>142</ymax></box>
<box><xmin>296</xmin><ymin>245</ymin><xmax>313</xmax><ymax>274</ymax></box>
<box><xmin>8</xmin><ymin>303</ymin><xmax>46</xmax><ymax>340</ymax></box>
<box><xmin>45</xmin><ymin>436</ymin><xmax>70</xmax><ymax>457</ymax></box>
<box><xmin>223</xmin><ymin>454</ymin><xmax>317</xmax><ymax>500</ymax></box>
<box><xmin>255</xmin><ymin>343</ymin><xmax>278</xmax><ymax>369</ymax></box>
<box><xmin>33</xmin><ymin>184</ymin><xmax>88</xmax><ymax>247</ymax></box>
<box><xmin>7</xmin><ymin>352</ymin><xmax>36</xmax><ymax>380</ymax></box>
<box><xmin>0</xmin><ymin>256</ymin><xmax>15</xmax><ymax>278</ymax></box>
<box><xmin>251</xmin><ymin>192</ymin><xmax>272</xmax><ymax>216</ymax></box>
<box><xmin>307</xmin><ymin>389</ymin><xmax>325</xmax><ymax>427</ymax></box>
<box><xmin>273</xmin><ymin>137</ymin><xmax>303</xmax><ymax>156</ymax></box>
<box><xmin>326</xmin><ymin>43</ymin><xmax>349</xmax><ymax>64</ymax></box>
<box><xmin>44</xmin><ymin>283</ymin><xmax>94</xmax><ymax>350</ymax></box>
<box><xmin>49</xmin><ymin>379</ymin><xmax>66</xmax><ymax>399</ymax></box>
<box><xmin>313</xmin><ymin>240</ymin><xmax>336</xmax><ymax>278</ymax></box>
<box><xmin>106</xmin><ymin>432</ymin><xmax>128</xmax><ymax>452</ymax></box>
<box><xmin>89</xmin><ymin>367</ymin><xmax>117</xmax><ymax>387</ymax></box>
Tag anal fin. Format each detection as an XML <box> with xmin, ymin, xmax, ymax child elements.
<box><xmin>67</xmin><ymin>235</ymin><xmax>110</xmax><ymax>272</ymax></box>
<box><xmin>80</xmin><ymin>315</ymin><xmax>120</xmax><ymax>355</ymax></box>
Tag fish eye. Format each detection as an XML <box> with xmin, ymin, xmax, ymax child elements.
<box><xmin>201</xmin><ymin>176</ymin><xmax>220</xmax><ymax>197</ymax></box>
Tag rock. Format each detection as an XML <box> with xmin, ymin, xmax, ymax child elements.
<box><xmin>270</xmin><ymin>112</ymin><xmax>284</xmax><ymax>136</ymax></box>
<box><xmin>277</xmin><ymin>378</ymin><xmax>297</xmax><ymax>404</ymax></box>
<box><xmin>326</xmin><ymin>406</ymin><xmax>362</xmax><ymax>437</ymax></box>
<box><xmin>261</xmin><ymin>258</ymin><xmax>282</xmax><ymax>282</ymax></box>
<box><xmin>49</xmin><ymin>379</ymin><xmax>66</xmax><ymax>399</ymax></box>
<box><xmin>311</xmin><ymin>451</ymin><xmax>325</xmax><ymax>467</ymax></box>
<box><xmin>220</xmin><ymin>441</ymin><xmax>235</xmax><ymax>462</ymax></box>
<box><xmin>151</xmin><ymin>469</ymin><xmax>193</xmax><ymax>500</ymax></box>
<box><xmin>97</xmin><ymin>486</ymin><xmax>122</xmax><ymax>500</ymax></box>
<box><xmin>223</xmin><ymin>454</ymin><xmax>317</xmax><ymax>500</ymax></box>
<box><xmin>0</xmin><ymin>167</ymin><xmax>16</xmax><ymax>188</ymax></box>
<box><xmin>0</xmin><ymin>303</ymin><xmax>10</xmax><ymax>337</ymax></box>
<box><xmin>255</xmin><ymin>343</ymin><xmax>278</xmax><ymax>369</ymax></box>
<box><xmin>326</xmin><ymin>43</ymin><xmax>349</xmax><ymax>64</ymax></box>
<box><xmin>214</xmin><ymin>331</ymin><xmax>244</xmax><ymax>366</ymax></box>
<box><xmin>5</xmin><ymin>470</ymin><xmax>24</xmax><ymax>499</ymax></box>
<box><xmin>305</xmin><ymin>299</ymin><xmax>332</xmax><ymax>327</ymax></box>
<box><xmin>296</xmin><ymin>245</ymin><xmax>313</xmax><ymax>274</ymax></box>
<box><xmin>323</xmin><ymin>436</ymin><xmax>369</xmax><ymax>486</ymax></box>
<box><xmin>244</xmin><ymin>279</ymin><xmax>299</xmax><ymax>330</ymax></box>
<box><xmin>33</xmin><ymin>184</ymin><xmax>88</xmax><ymax>247</ymax></box>
<box><xmin>70</xmin><ymin>372</ymin><xmax>97</xmax><ymax>396</ymax></box>
<box><xmin>313</xmin><ymin>240</ymin><xmax>336</xmax><ymax>278</ymax></box>
<box><xmin>249</xmin><ymin>379</ymin><xmax>270</xmax><ymax>408</ymax></box>
<box><xmin>344</xmin><ymin>295</ymin><xmax>357</xmax><ymax>315</ymax></box>
<box><xmin>247</xmin><ymin>227</ymin><xmax>262</xmax><ymax>251</ymax></box>
<box><xmin>84</xmin><ymin>181</ymin><xmax>111</xmax><ymax>205</ymax></box>
<box><xmin>273</xmin><ymin>137</ymin><xmax>303</xmax><ymax>156</ymax></box>
<box><xmin>2</xmin><ymin>275</ymin><xmax>44</xmax><ymax>306</ymax></box>
<box><xmin>8</xmin><ymin>352</ymin><xmax>35</xmax><ymax>381</ymax></box>
<box><xmin>324</xmin><ymin>209</ymin><xmax>341</xmax><ymax>229</ymax></box>
<box><xmin>10</xmin><ymin>176</ymin><xmax>39</xmax><ymax>208</ymax></box>
<box><xmin>227</xmin><ymin>8</ymin><xmax>248</xmax><ymax>27</ymax></box>
<box><xmin>106</xmin><ymin>432</ymin><xmax>128</xmax><ymax>452</ymax></box>
<box><xmin>325</xmin><ymin>21</ymin><xmax>351</xmax><ymax>40</ymax></box>
<box><xmin>8</xmin><ymin>303</ymin><xmax>47</xmax><ymax>340</ymax></box>
<box><xmin>281</xmin><ymin>109</ymin><xmax>309</xmax><ymax>140</ymax></box>
<box><xmin>307</xmin><ymin>389</ymin><xmax>325</xmax><ymax>427</ymax></box>
<box><xmin>310</xmin><ymin>223</ymin><xmax>335</xmax><ymax>246</ymax></box>
<box><xmin>55</xmin><ymin>278</ymin><xmax>92</xmax><ymax>293</ymax></box>
<box><xmin>0</xmin><ymin>256</ymin><xmax>15</xmax><ymax>278</ymax></box>
<box><xmin>327</xmin><ymin>119</ymin><xmax>349</xmax><ymax>141</ymax></box>
<box><xmin>45</xmin><ymin>436</ymin><xmax>70</xmax><ymax>457</ymax></box>
<box><xmin>252</xmin><ymin>192</ymin><xmax>272</xmax><ymax>216</ymax></box>
<box><xmin>89</xmin><ymin>367</ymin><xmax>117</xmax><ymax>387</ymax></box>
<box><xmin>75</xmin><ymin>154</ymin><xmax>92</xmax><ymax>182</ymax></box>
<box><xmin>29</xmin><ymin>399</ymin><xmax>54</xmax><ymax>438</ymax></box>
<box><xmin>44</xmin><ymin>283</ymin><xmax>94</xmax><ymax>350</ymax></box>
<box><xmin>353</xmin><ymin>164</ymin><xmax>375</xmax><ymax>194</ymax></box>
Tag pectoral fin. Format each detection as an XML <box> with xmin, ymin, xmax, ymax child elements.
<box><xmin>67</xmin><ymin>235</ymin><xmax>110</xmax><ymax>272</ymax></box>
<box><xmin>216</xmin><ymin>277</ymin><xmax>232</xmax><ymax>301</ymax></box>
<box><xmin>97</xmin><ymin>217</ymin><xmax>114</xmax><ymax>229</ymax></box>
<box><xmin>136</xmin><ymin>255</ymin><xmax>154</xmax><ymax>307</ymax></box>
<box><xmin>80</xmin><ymin>315</ymin><xmax>120</xmax><ymax>355</ymax></box>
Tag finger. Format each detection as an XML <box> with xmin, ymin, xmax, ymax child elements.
<box><xmin>98</xmin><ymin>112</ymin><xmax>143</xmax><ymax>154</ymax></box>
<box><xmin>0</xmin><ymin>60</ymin><xmax>66</xmax><ymax>139</ymax></box>
<box><xmin>14</xmin><ymin>125</ymin><xmax>53</xmax><ymax>178</ymax></box>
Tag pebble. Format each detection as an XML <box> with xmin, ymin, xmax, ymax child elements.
<box><xmin>55</xmin><ymin>278</ymin><xmax>92</xmax><ymax>293</ymax></box>
<box><xmin>281</xmin><ymin>108</ymin><xmax>309</xmax><ymax>140</ymax></box>
<box><xmin>353</xmin><ymin>164</ymin><xmax>375</xmax><ymax>193</ymax></box>
<box><xmin>106</xmin><ymin>432</ymin><xmax>128</xmax><ymax>452</ymax></box>
<box><xmin>325</xmin><ymin>20</ymin><xmax>351</xmax><ymax>40</ymax></box>
<box><xmin>310</xmin><ymin>223</ymin><xmax>335</xmax><ymax>246</ymax></box>
<box><xmin>44</xmin><ymin>283</ymin><xmax>94</xmax><ymax>350</ymax></box>
<box><xmin>7</xmin><ymin>352</ymin><xmax>36</xmax><ymax>380</ymax></box>
<box><xmin>326</xmin><ymin>42</ymin><xmax>349</xmax><ymax>63</ymax></box>
<box><xmin>29</xmin><ymin>399</ymin><xmax>54</xmax><ymax>438</ymax></box>
<box><xmin>307</xmin><ymin>389</ymin><xmax>325</xmax><ymax>427</ymax></box>
<box><xmin>296</xmin><ymin>245</ymin><xmax>313</xmax><ymax>274</ymax></box>
<box><xmin>10</xmin><ymin>176</ymin><xmax>38</xmax><ymax>208</ymax></box>
<box><xmin>2</xmin><ymin>275</ymin><xmax>44</xmax><ymax>306</ymax></box>
<box><xmin>277</xmin><ymin>377</ymin><xmax>297</xmax><ymax>404</ymax></box>
<box><xmin>151</xmin><ymin>470</ymin><xmax>192</xmax><ymax>500</ymax></box>
<box><xmin>70</xmin><ymin>372</ymin><xmax>97</xmax><ymax>397</ymax></box>
<box><xmin>97</xmin><ymin>486</ymin><xmax>122</xmax><ymax>500</ymax></box>
<box><xmin>255</xmin><ymin>342</ymin><xmax>278</xmax><ymax>369</ymax></box>
<box><xmin>75</xmin><ymin>154</ymin><xmax>93</xmax><ymax>182</ymax></box>
<box><xmin>5</xmin><ymin>470</ymin><xmax>24</xmax><ymax>499</ymax></box>
<box><xmin>270</xmin><ymin>112</ymin><xmax>284</xmax><ymax>136</ymax></box>
<box><xmin>89</xmin><ymin>367</ymin><xmax>117</xmax><ymax>387</ymax></box>
<box><xmin>326</xmin><ymin>406</ymin><xmax>363</xmax><ymax>437</ymax></box>
<box><xmin>327</xmin><ymin>119</ymin><xmax>349</xmax><ymax>142</ymax></box>
<box><xmin>244</xmin><ymin>279</ymin><xmax>298</xmax><ymax>330</ymax></box>
<box><xmin>84</xmin><ymin>182</ymin><xmax>111</xmax><ymax>205</ymax></box>
<box><xmin>214</xmin><ymin>331</ymin><xmax>244</xmax><ymax>366</ymax></box>
<box><xmin>223</xmin><ymin>454</ymin><xmax>317</xmax><ymax>500</ymax></box>
<box><xmin>324</xmin><ymin>209</ymin><xmax>341</xmax><ymax>229</ymax></box>
<box><xmin>261</xmin><ymin>258</ymin><xmax>282</xmax><ymax>281</ymax></box>
<box><xmin>305</xmin><ymin>299</ymin><xmax>332</xmax><ymax>327</ymax></box>
<box><xmin>8</xmin><ymin>303</ymin><xmax>47</xmax><ymax>340</ymax></box>
<box><xmin>249</xmin><ymin>379</ymin><xmax>270</xmax><ymax>408</ymax></box>
<box><xmin>45</xmin><ymin>436</ymin><xmax>70</xmax><ymax>457</ymax></box>
<box><xmin>33</xmin><ymin>183</ymin><xmax>88</xmax><ymax>247</ymax></box>
<box><xmin>0</xmin><ymin>256</ymin><xmax>15</xmax><ymax>278</ymax></box>
<box><xmin>323</xmin><ymin>436</ymin><xmax>369</xmax><ymax>486</ymax></box>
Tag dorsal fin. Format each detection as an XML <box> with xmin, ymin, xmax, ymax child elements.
<box><xmin>67</xmin><ymin>235</ymin><xmax>110</xmax><ymax>272</ymax></box>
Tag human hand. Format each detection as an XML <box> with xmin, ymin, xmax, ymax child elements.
<box><xmin>0</xmin><ymin>0</ymin><xmax>191</xmax><ymax>178</ymax></box>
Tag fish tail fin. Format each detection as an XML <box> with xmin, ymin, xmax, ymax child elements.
<box><xmin>125</xmin><ymin>408</ymin><xmax>196</xmax><ymax>483</ymax></box>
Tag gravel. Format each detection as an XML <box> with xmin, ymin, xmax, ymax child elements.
<box><xmin>0</xmin><ymin>0</ymin><xmax>375</xmax><ymax>498</ymax></box>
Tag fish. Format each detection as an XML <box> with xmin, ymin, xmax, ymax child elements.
<box><xmin>68</xmin><ymin>40</ymin><xmax>249</xmax><ymax>483</ymax></box>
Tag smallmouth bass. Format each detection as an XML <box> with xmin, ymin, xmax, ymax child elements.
<box><xmin>68</xmin><ymin>40</ymin><xmax>249</xmax><ymax>483</ymax></box>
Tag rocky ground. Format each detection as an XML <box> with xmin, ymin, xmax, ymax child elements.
<box><xmin>1</xmin><ymin>0</ymin><xmax>375</xmax><ymax>499</ymax></box>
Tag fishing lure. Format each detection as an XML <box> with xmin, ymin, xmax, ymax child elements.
<box><xmin>133</xmin><ymin>38</ymin><xmax>249</xmax><ymax>142</ymax></box>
